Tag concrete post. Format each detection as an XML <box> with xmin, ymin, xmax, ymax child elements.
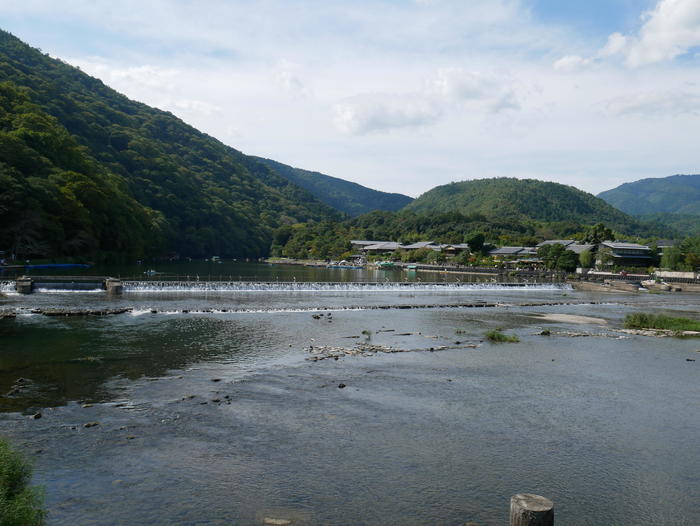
<box><xmin>104</xmin><ymin>278</ymin><xmax>123</xmax><ymax>295</ymax></box>
<box><xmin>15</xmin><ymin>276</ymin><xmax>33</xmax><ymax>294</ymax></box>
<box><xmin>510</xmin><ymin>494</ymin><xmax>554</xmax><ymax>526</ymax></box>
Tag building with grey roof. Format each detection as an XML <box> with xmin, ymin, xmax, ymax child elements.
<box><xmin>536</xmin><ymin>240</ymin><xmax>575</xmax><ymax>248</ymax></box>
<box><xmin>598</xmin><ymin>241</ymin><xmax>652</xmax><ymax>267</ymax></box>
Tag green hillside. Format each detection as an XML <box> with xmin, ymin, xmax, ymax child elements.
<box><xmin>0</xmin><ymin>82</ymin><xmax>158</xmax><ymax>258</ymax></box>
<box><xmin>598</xmin><ymin>174</ymin><xmax>700</xmax><ymax>216</ymax></box>
<box><xmin>638</xmin><ymin>213</ymin><xmax>700</xmax><ymax>238</ymax></box>
<box><xmin>405</xmin><ymin>178</ymin><xmax>644</xmax><ymax>234</ymax></box>
<box><xmin>0</xmin><ymin>29</ymin><xmax>338</xmax><ymax>259</ymax></box>
<box><xmin>254</xmin><ymin>157</ymin><xmax>413</xmax><ymax>216</ymax></box>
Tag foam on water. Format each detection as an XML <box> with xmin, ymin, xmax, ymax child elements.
<box><xmin>122</xmin><ymin>280</ymin><xmax>571</xmax><ymax>293</ymax></box>
<box><xmin>34</xmin><ymin>288</ymin><xmax>104</xmax><ymax>293</ymax></box>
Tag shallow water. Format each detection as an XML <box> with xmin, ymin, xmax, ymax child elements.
<box><xmin>1</xmin><ymin>268</ymin><xmax>699</xmax><ymax>525</ymax></box>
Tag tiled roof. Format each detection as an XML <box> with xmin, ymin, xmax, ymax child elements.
<box><xmin>602</xmin><ymin>241</ymin><xmax>650</xmax><ymax>250</ymax></box>
<box><xmin>567</xmin><ymin>244</ymin><xmax>595</xmax><ymax>254</ymax></box>
<box><xmin>536</xmin><ymin>240</ymin><xmax>574</xmax><ymax>247</ymax></box>
<box><xmin>363</xmin><ymin>242</ymin><xmax>401</xmax><ymax>251</ymax></box>
<box><xmin>490</xmin><ymin>246</ymin><xmax>526</xmax><ymax>255</ymax></box>
<box><xmin>402</xmin><ymin>241</ymin><xmax>437</xmax><ymax>249</ymax></box>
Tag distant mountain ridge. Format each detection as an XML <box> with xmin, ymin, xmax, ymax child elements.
<box><xmin>254</xmin><ymin>157</ymin><xmax>413</xmax><ymax>216</ymax></box>
<box><xmin>598</xmin><ymin>174</ymin><xmax>700</xmax><ymax>216</ymax></box>
<box><xmin>405</xmin><ymin>177</ymin><xmax>647</xmax><ymax>234</ymax></box>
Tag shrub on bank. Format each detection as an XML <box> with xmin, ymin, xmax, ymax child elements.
<box><xmin>485</xmin><ymin>329</ymin><xmax>520</xmax><ymax>343</ymax></box>
<box><xmin>624</xmin><ymin>313</ymin><xmax>700</xmax><ymax>332</ymax></box>
<box><xmin>0</xmin><ymin>438</ymin><xmax>45</xmax><ymax>526</ymax></box>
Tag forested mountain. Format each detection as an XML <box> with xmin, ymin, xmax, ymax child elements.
<box><xmin>254</xmin><ymin>157</ymin><xmax>413</xmax><ymax>216</ymax></box>
<box><xmin>598</xmin><ymin>174</ymin><xmax>700</xmax><ymax>216</ymax></box>
<box><xmin>0</xmin><ymin>29</ymin><xmax>339</xmax><ymax>259</ymax></box>
<box><xmin>405</xmin><ymin>178</ymin><xmax>646</xmax><ymax>234</ymax></box>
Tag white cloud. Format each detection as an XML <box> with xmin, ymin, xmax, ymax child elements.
<box><xmin>626</xmin><ymin>0</ymin><xmax>700</xmax><ymax>66</ymax></box>
<box><xmin>431</xmin><ymin>68</ymin><xmax>519</xmax><ymax>111</ymax></box>
<box><xmin>333</xmin><ymin>94</ymin><xmax>441</xmax><ymax>135</ymax></box>
<box><xmin>71</xmin><ymin>60</ymin><xmax>180</xmax><ymax>91</ymax></box>
<box><xmin>558</xmin><ymin>0</ymin><xmax>700</xmax><ymax>69</ymax></box>
<box><xmin>599</xmin><ymin>33</ymin><xmax>629</xmax><ymax>58</ymax></box>
<box><xmin>607</xmin><ymin>90</ymin><xmax>700</xmax><ymax>117</ymax></box>
<box><xmin>553</xmin><ymin>55</ymin><xmax>593</xmax><ymax>73</ymax></box>
<box><xmin>164</xmin><ymin>98</ymin><xmax>221</xmax><ymax>116</ymax></box>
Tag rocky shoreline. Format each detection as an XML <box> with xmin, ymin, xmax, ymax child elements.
<box><xmin>0</xmin><ymin>300</ymin><xmax>611</xmax><ymax>319</ymax></box>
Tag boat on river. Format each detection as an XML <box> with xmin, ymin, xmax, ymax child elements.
<box><xmin>327</xmin><ymin>260</ymin><xmax>364</xmax><ymax>270</ymax></box>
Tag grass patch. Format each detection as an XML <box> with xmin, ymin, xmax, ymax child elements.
<box><xmin>485</xmin><ymin>329</ymin><xmax>520</xmax><ymax>343</ymax></box>
<box><xmin>0</xmin><ymin>438</ymin><xmax>45</xmax><ymax>525</ymax></box>
<box><xmin>624</xmin><ymin>313</ymin><xmax>700</xmax><ymax>332</ymax></box>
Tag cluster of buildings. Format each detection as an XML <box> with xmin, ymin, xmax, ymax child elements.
<box><xmin>490</xmin><ymin>240</ymin><xmax>658</xmax><ymax>268</ymax></box>
<box><xmin>350</xmin><ymin>240</ymin><xmax>470</xmax><ymax>255</ymax></box>
<box><xmin>351</xmin><ymin>238</ymin><xmax>673</xmax><ymax>269</ymax></box>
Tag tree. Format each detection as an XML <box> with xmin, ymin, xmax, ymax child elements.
<box><xmin>556</xmin><ymin>250</ymin><xmax>579</xmax><ymax>272</ymax></box>
<box><xmin>660</xmin><ymin>245</ymin><xmax>684</xmax><ymax>270</ymax></box>
<box><xmin>582</xmin><ymin>223</ymin><xmax>613</xmax><ymax>245</ymax></box>
<box><xmin>681</xmin><ymin>237</ymin><xmax>700</xmax><ymax>269</ymax></box>
<box><xmin>579</xmin><ymin>249</ymin><xmax>593</xmax><ymax>268</ymax></box>
<box><xmin>538</xmin><ymin>243</ymin><xmax>578</xmax><ymax>271</ymax></box>
<box><xmin>465</xmin><ymin>232</ymin><xmax>485</xmax><ymax>254</ymax></box>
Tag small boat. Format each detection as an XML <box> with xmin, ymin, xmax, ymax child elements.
<box><xmin>406</xmin><ymin>265</ymin><xmax>418</xmax><ymax>270</ymax></box>
<box><xmin>327</xmin><ymin>259</ymin><xmax>363</xmax><ymax>270</ymax></box>
<box><xmin>143</xmin><ymin>269</ymin><xmax>158</xmax><ymax>276</ymax></box>
<box><xmin>377</xmin><ymin>261</ymin><xmax>395</xmax><ymax>268</ymax></box>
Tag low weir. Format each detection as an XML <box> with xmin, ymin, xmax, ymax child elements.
<box><xmin>3</xmin><ymin>278</ymin><xmax>570</xmax><ymax>294</ymax></box>
<box><xmin>11</xmin><ymin>276</ymin><xmax>122</xmax><ymax>294</ymax></box>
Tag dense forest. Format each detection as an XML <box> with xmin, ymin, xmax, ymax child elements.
<box><xmin>0</xmin><ymin>29</ymin><xmax>339</xmax><ymax>259</ymax></box>
<box><xmin>598</xmin><ymin>174</ymin><xmax>700</xmax><ymax>238</ymax></box>
<box><xmin>599</xmin><ymin>174</ymin><xmax>700</xmax><ymax>216</ymax></box>
<box><xmin>254</xmin><ymin>157</ymin><xmax>413</xmax><ymax>216</ymax></box>
<box><xmin>405</xmin><ymin>178</ymin><xmax>650</xmax><ymax>234</ymax></box>
<box><xmin>0</xmin><ymin>81</ymin><xmax>159</xmax><ymax>258</ymax></box>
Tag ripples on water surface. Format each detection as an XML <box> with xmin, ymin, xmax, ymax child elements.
<box><xmin>1</xmin><ymin>266</ymin><xmax>699</xmax><ymax>525</ymax></box>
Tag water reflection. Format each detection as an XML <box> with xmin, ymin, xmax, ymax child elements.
<box><xmin>0</xmin><ymin>315</ymin><xmax>283</xmax><ymax>412</ymax></box>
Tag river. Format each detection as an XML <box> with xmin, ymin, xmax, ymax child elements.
<box><xmin>1</xmin><ymin>263</ymin><xmax>698</xmax><ymax>525</ymax></box>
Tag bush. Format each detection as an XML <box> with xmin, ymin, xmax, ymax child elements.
<box><xmin>0</xmin><ymin>439</ymin><xmax>45</xmax><ymax>526</ymax></box>
<box><xmin>485</xmin><ymin>329</ymin><xmax>520</xmax><ymax>343</ymax></box>
<box><xmin>623</xmin><ymin>313</ymin><xmax>700</xmax><ymax>333</ymax></box>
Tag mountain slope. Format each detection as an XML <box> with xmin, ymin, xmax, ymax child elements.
<box><xmin>405</xmin><ymin>178</ymin><xmax>645</xmax><ymax>233</ymax></box>
<box><xmin>0</xmin><ymin>81</ymin><xmax>158</xmax><ymax>258</ymax></box>
<box><xmin>0</xmin><ymin>29</ymin><xmax>339</xmax><ymax>259</ymax></box>
<box><xmin>254</xmin><ymin>157</ymin><xmax>413</xmax><ymax>216</ymax></box>
<box><xmin>598</xmin><ymin>174</ymin><xmax>700</xmax><ymax>216</ymax></box>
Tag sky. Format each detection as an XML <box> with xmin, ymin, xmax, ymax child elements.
<box><xmin>1</xmin><ymin>0</ymin><xmax>699</xmax><ymax>197</ymax></box>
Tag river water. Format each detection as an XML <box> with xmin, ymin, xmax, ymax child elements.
<box><xmin>1</xmin><ymin>263</ymin><xmax>698</xmax><ymax>525</ymax></box>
